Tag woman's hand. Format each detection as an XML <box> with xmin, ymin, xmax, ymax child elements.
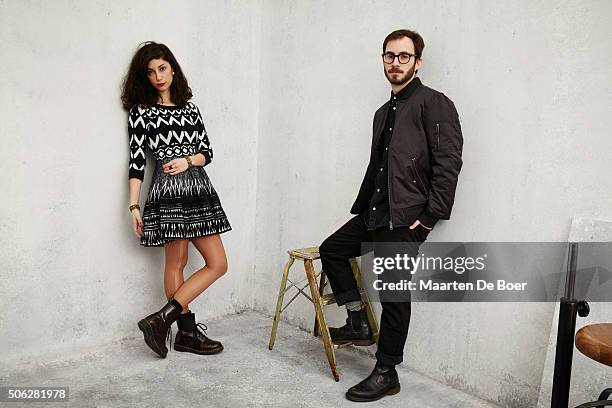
<box><xmin>162</xmin><ymin>158</ymin><xmax>190</xmax><ymax>176</ymax></box>
<box><xmin>131</xmin><ymin>209</ymin><xmax>144</xmax><ymax>238</ymax></box>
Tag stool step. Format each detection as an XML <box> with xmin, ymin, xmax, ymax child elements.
<box><xmin>331</xmin><ymin>339</ymin><xmax>377</xmax><ymax>349</ymax></box>
<box><xmin>332</xmin><ymin>341</ymin><xmax>354</xmax><ymax>349</ymax></box>
<box><xmin>321</xmin><ymin>293</ymin><xmax>337</xmax><ymax>305</ymax></box>
<box><xmin>288</xmin><ymin>247</ymin><xmax>320</xmax><ymax>260</ymax></box>
<box><xmin>321</xmin><ymin>291</ymin><xmax>373</xmax><ymax>306</ymax></box>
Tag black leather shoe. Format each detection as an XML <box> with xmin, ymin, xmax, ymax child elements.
<box><xmin>174</xmin><ymin>312</ymin><xmax>224</xmax><ymax>355</ymax></box>
<box><xmin>329</xmin><ymin>308</ymin><xmax>375</xmax><ymax>346</ymax></box>
<box><xmin>345</xmin><ymin>362</ymin><xmax>400</xmax><ymax>402</ymax></box>
<box><xmin>137</xmin><ymin>298</ymin><xmax>182</xmax><ymax>358</ymax></box>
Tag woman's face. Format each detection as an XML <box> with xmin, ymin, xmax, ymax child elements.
<box><xmin>146</xmin><ymin>58</ymin><xmax>173</xmax><ymax>95</ymax></box>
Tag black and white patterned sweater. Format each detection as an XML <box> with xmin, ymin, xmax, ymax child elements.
<box><xmin>127</xmin><ymin>101</ymin><xmax>213</xmax><ymax>181</ymax></box>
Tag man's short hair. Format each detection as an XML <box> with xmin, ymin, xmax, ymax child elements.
<box><xmin>383</xmin><ymin>29</ymin><xmax>425</xmax><ymax>59</ymax></box>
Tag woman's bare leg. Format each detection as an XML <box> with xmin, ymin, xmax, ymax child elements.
<box><xmin>172</xmin><ymin>234</ymin><xmax>228</xmax><ymax>307</ymax></box>
<box><xmin>163</xmin><ymin>238</ymin><xmax>190</xmax><ymax>314</ymax></box>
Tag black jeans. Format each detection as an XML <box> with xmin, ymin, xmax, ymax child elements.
<box><xmin>319</xmin><ymin>213</ymin><xmax>430</xmax><ymax>366</ymax></box>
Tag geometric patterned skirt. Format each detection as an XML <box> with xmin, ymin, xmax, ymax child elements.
<box><xmin>140</xmin><ymin>157</ymin><xmax>232</xmax><ymax>247</ymax></box>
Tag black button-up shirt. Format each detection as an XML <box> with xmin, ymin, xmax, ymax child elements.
<box><xmin>365</xmin><ymin>77</ymin><xmax>421</xmax><ymax>231</ymax></box>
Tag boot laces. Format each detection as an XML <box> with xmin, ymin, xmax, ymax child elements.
<box><xmin>195</xmin><ymin>322</ymin><xmax>209</xmax><ymax>340</ymax></box>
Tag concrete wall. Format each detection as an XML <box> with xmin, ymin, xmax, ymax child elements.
<box><xmin>1</xmin><ymin>0</ymin><xmax>611</xmax><ymax>406</ymax></box>
<box><xmin>251</xmin><ymin>1</ymin><xmax>612</xmax><ymax>407</ymax></box>
<box><xmin>0</xmin><ymin>0</ymin><xmax>261</xmax><ymax>363</ymax></box>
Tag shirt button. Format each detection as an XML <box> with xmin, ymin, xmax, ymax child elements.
<box><xmin>413</xmin><ymin>180</ymin><xmax>417</xmax><ymax>183</ymax></box>
<box><xmin>380</xmin><ymin>167</ymin><xmax>383</xmax><ymax>171</ymax></box>
<box><xmin>372</xmin><ymin>207</ymin><xmax>377</xmax><ymax>211</ymax></box>
<box><xmin>389</xmin><ymin>127</ymin><xmax>392</xmax><ymax>131</ymax></box>
<box><xmin>377</xmin><ymin>188</ymin><xmax>381</xmax><ymax>192</ymax></box>
<box><xmin>385</xmin><ymin>147</ymin><xmax>388</xmax><ymax>151</ymax></box>
<box><xmin>393</xmin><ymin>106</ymin><xmax>396</xmax><ymax>110</ymax></box>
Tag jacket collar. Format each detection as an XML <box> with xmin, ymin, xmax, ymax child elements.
<box><xmin>391</xmin><ymin>76</ymin><xmax>422</xmax><ymax>102</ymax></box>
<box><xmin>372</xmin><ymin>77</ymin><xmax>424</xmax><ymax>149</ymax></box>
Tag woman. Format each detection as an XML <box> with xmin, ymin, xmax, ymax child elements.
<box><xmin>121</xmin><ymin>41</ymin><xmax>231</xmax><ymax>358</ymax></box>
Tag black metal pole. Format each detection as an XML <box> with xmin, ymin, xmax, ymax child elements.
<box><xmin>565</xmin><ymin>242</ymin><xmax>578</xmax><ymax>299</ymax></box>
<box><xmin>551</xmin><ymin>243</ymin><xmax>579</xmax><ymax>408</ymax></box>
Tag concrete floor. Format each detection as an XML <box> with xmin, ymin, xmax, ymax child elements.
<box><xmin>1</xmin><ymin>310</ymin><xmax>501</xmax><ymax>408</ymax></box>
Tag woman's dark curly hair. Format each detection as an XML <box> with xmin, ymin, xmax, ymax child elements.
<box><xmin>121</xmin><ymin>41</ymin><xmax>193</xmax><ymax>111</ymax></box>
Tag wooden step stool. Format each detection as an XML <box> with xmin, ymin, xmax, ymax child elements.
<box><xmin>268</xmin><ymin>246</ymin><xmax>379</xmax><ymax>381</ymax></box>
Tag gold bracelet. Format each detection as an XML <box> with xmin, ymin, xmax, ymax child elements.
<box><xmin>129</xmin><ymin>204</ymin><xmax>140</xmax><ymax>212</ymax></box>
<box><xmin>185</xmin><ymin>156</ymin><xmax>193</xmax><ymax>168</ymax></box>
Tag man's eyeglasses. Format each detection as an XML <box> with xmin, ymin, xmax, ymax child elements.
<box><xmin>382</xmin><ymin>52</ymin><xmax>415</xmax><ymax>64</ymax></box>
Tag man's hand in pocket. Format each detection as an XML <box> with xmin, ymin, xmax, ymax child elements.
<box><xmin>409</xmin><ymin>219</ymin><xmax>432</xmax><ymax>230</ymax></box>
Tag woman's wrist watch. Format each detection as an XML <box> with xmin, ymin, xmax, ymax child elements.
<box><xmin>185</xmin><ymin>156</ymin><xmax>193</xmax><ymax>168</ymax></box>
<box><xmin>129</xmin><ymin>204</ymin><xmax>140</xmax><ymax>212</ymax></box>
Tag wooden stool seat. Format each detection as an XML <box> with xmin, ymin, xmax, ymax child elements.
<box><xmin>268</xmin><ymin>246</ymin><xmax>379</xmax><ymax>381</ymax></box>
<box><xmin>287</xmin><ymin>246</ymin><xmax>320</xmax><ymax>260</ymax></box>
<box><xmin>576</xmin><ymin>323</ymin><xmax>612</xmax><ymax>367</ymax></box>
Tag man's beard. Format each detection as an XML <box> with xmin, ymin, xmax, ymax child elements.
<box><xmin>384</xmin><ymin>63</ymin><xmax>416</xmax><ymax>85</ymax></box>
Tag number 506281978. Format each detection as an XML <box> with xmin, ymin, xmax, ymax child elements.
<box><xmin>1</xmin><ymin>387</ymin><xmax>68</xmax><ymax>401</ymax></box>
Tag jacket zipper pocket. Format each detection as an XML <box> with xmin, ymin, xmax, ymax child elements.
<box><xmin>435</xmin><ymin>123</ymin><xmax>440</xmax><ymax>149</ymax></box>
<box><xmin>388</xmin><ymin>160</ymin><xmax>393</xmax><ymax>230</ymax></box>
<box><xmin>411</xmin><ymin>156</ymin><xmax>428</xmax><ymax>197</ymax></box>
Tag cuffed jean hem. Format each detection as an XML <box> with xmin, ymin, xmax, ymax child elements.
<box><xmin>333</xmin><ymin>288</ymin><xmax>362</xmax><ymax>306</ymax></box>
<box><xmin>375</xmin><ymin>349</ymin><xmax>403</xmax><ymax>366</ymax></box>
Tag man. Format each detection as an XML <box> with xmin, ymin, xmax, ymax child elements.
<box><xmin>319</xmin><ymin>29</ymin><xmax>463</xmax><ymax>402</ymax></box>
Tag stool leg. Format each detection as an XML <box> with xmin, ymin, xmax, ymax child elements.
<box><xmin>269</xmin><ymin>257</ymin><xmax>295</xmax><ymax>350</ymax></box>
<box><xmin>304</xmin><ymin>259</ymin><xmax>339</xmax><ymax>382</ymax></box>
<box><xmin>350</xmin><ymin>257</ymin><xmax>380</xmax><ymax>342</ymax></box>
<box><xmin>313</xmin><ymin>270</ymin><xmax>327</xmax><ymax>337</ymax></box>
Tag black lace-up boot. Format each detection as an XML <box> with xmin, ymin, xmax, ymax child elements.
<box><xmin>329</xmin><ymin>307</ymin><xmax>374</xmax><ymax>346</ymax></box>
<box><xmin>173</xmin><ymin>312</ymin><xmax>224</xmax><ymax>355</ymax></box>
<box><xmin>137</xmin><ymin>298</ymin><xmax>183</xmax><ymax>358</ymax></box>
